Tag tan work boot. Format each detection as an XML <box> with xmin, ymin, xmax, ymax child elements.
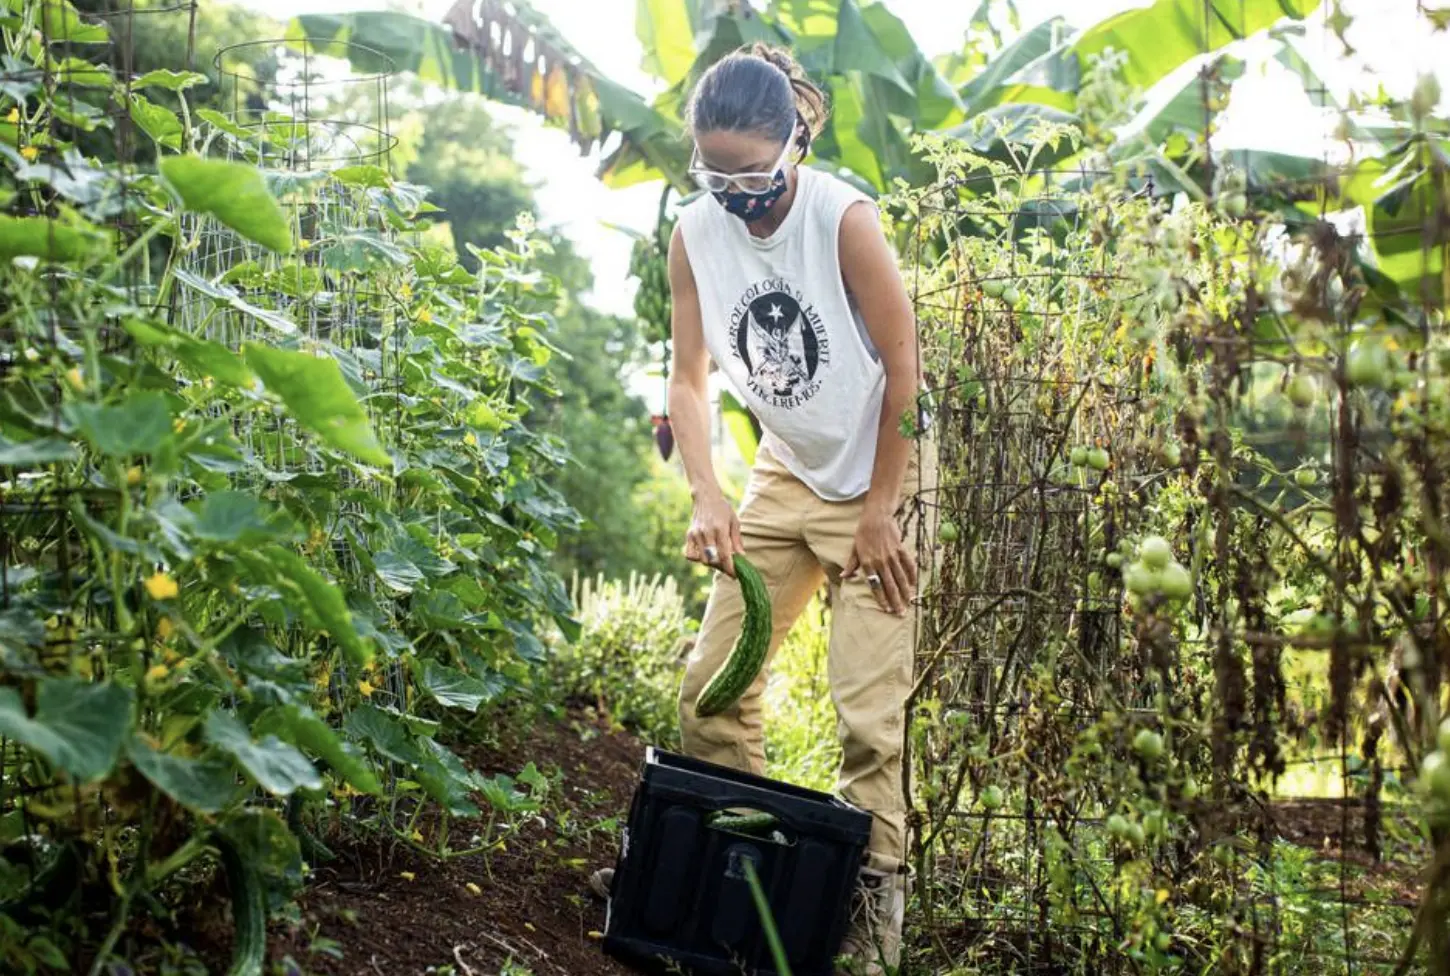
<box><xmin>588</xmin><ymin>866</ymin><xmax>614</xmax><ymax>901</ymax></box>
<box><xmin>835</xmin><ymin>863</ymin><xmax>907</xmax><ymax>976</ymax></box>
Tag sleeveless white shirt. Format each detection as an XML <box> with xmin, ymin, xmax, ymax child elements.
<box><xmin>677</xmin><ymin>165</ymin><xmax>884</xmax><ymax>502</ymax></box>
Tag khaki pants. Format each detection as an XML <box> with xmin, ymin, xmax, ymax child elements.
<box><xmin>677</xmin><ymin>434</ymin><xmax>936</xmax><ymax>872</ymax></box>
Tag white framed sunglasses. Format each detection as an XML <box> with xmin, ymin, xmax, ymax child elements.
<box><xmin>687</xmin><ymin>139</ymin><xmax>792</xmax><ymax>195</ymax></box>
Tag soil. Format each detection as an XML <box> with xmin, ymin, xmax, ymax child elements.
<box><xmin>173</xmin><ymin>712</ymin><xmax>1420</xmax><ymax>976</ymax></box>
<box><xmin>266</xmin><ymin>706</ymin><xmax>648</xmax><ymax>976</ymax></box>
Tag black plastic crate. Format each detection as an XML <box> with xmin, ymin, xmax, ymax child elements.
<box><xmin>601</xmin><ymin>747</ymin><xmax>873</xmax><ymax>976</ymax></box>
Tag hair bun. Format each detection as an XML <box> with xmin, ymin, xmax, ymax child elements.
<box><xmin>747</xmin><ymin>42</ymin><xmax>805</xmax><ymax>81</ymax></box>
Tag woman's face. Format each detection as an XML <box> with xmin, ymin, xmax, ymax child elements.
<box><xmin>694</xmin><ymin>128</ymin><xmax>789</xmax><ymax>189</ymax></box>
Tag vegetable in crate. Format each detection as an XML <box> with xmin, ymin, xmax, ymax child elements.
<box><xmin>694</xmin><ymin>554</ymin><xmax>771</xmax><ymax>717</ymax></box>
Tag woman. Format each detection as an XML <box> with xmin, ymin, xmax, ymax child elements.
<box><xmin>594</xmin><ymin>44</ymin><xmax>935</xmax><ymax>976</ymax></box>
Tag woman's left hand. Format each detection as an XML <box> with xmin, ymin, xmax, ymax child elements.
<box><xmin>843</xmin><ymin>506</ymin><xmax>917</xmax><ymax>616</ymax></box>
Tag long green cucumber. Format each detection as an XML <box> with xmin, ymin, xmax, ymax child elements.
<box><xmin>215</xmin><ymin>832</ymin><xmax>266</xmax><ymax>976</ymax></box>
<box><xmin>709</xmin><ymin>811</ymin><xmax>778</xmax><ymax>834</ymax></box>
<box><xmin>695</xmin><ymin>554</ymin><xmax>771</xmax><ymax>717</ymax></box>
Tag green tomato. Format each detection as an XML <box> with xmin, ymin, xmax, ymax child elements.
<box><xmin>1294</xmin><ymin>468</ymin><xmax>1317</xmax><ymax>488</ymax></box>
<box><xmin>1124</xmin><ymin>562</ymin><xmax>1157</xmax><ymax>597</ymax></box>
<box><xmin>1133</xmin><ymin>729</ymin><xmax>1165</xmax><ymax>761</ymax></box>
<box><xmin>980</xmin><ymin>785</ymin><xmax>1004</xmax><ymax>810</ymax></box>
<box><xmin>1346</xmin><ymin>338</ymin><xmax>1390</xmax><ymax>389</ymax></box>
<box><xmin>1286</xmin><ymin>373</ymin><xmax>1317</xmax><ymax>408</ymax></box>
<box><xmin>1143</xmin><ymin>810</ymin><xmax>1166</xmax><ymax>839</ymax></box>
<box><xmin>938</xmin><ymin>520</ymin><xmax>959</xmax><ymax>543</ymax></box>
<box><xmin>1154</xmin><ymin>932</ymin><xmax>1172</xmax><ymax>952</ymax></box>
<box><xmin>1126</xmin><ymin>822</ymin><xmax>1146</xmax><ymax>847</ymax></box>
<box><xmin>1421</xmin><ymin>751</ymin><xmax>1450</xmax><ymax>802</ymax></box>
<box><xmin>1105</xmin><ymin>552</ymin><xmax>1124</xmax><ymax>570</ymax></box>
<box><xmin>1220</xmin><ymin>192</ymin><xmax>1248</xmax><ymax>218</ymax></box>
<box><xmin>1159</xmin><ymin>442</ymin><xmax>1181</xmax><ymax>467</ymax></box>
<box><xmin>1159</xmin><ymin>562</ymin><xmax>1193</xmax><ymax>601</ymax></box>
<box><xmin>981</xmin><ymin>279</ymin><xmax>1006</xmax><ymax>299</ymax></box>
<box><xmin>1106</xmin><ymin>813</ymin><xmax>1130</xmax><ymax>839</ymax></box>
<box><xmin>1139</xmin><ymin>536</ymin><xmax>1172</xmax><ymax>570</ymax></box>
<box><xmin>1086</xmin><ymin>447</ymin><xmax>1110</xmax><ymax>471</ymax></box>
<box><xmin>1181</xmin><ymin>777</ymin><xmax>1200</xmax><ymax>801</ymax></box>
<box><xmin>1070</xmin><ymin>446</ymin><xmax>1088</xmax><ymax>467</ymax></box>
<box><xmin>1001</xmin><ymin>285</ymin><xmax>1021</xmax><ymax>306</ymax></box>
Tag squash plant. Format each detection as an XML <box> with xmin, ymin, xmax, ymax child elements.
<box><xmin>0</xmin><ymin>0</ymin><xmax>577</xmax><ymax>970</ymax></box>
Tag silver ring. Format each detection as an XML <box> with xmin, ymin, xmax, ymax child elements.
<box><xmin>866</xmin><ymin>573</ymin><xmax>882</xmax><ymax>589</ymax></box>
<box><xmin>704</xmin><ymin>545</ymin><xmax>718</xmax><ymax>563</ymax></box>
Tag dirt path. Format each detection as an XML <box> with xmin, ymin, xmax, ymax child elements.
<box><xmin>268</xmin><ymin>709</ymin><xmax>647</xmax><ymax>976</ymax></box>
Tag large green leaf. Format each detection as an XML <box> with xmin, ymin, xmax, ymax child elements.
<box><xmin>0</xmin><ymin>435</ymin><xmax>76</xmax><ymax>465</ymax></box>
<box><xmin>7</xmin><ymin>0</ymin><xmax>109</xmax><ymax>44</ymax></box>
<box><xmin>257</xmin><ymin>545</ymin><xmax>372</xmax><ymax>668</ymax></box>
<box><xmin>204</xmin><ymin>710</ymin><xmax>321</xmax><ymax>797</ymax></box>
<box><xmin>159</xmin><ymin>155</ymin><xmax>294</xmax><ymax>254</ymax></box>
<box><xmin>64</xmin><ymin>391</ymin><xmax>172</xmax><ymax>457</ymax></box>
<box><xmin>127</xmin><ymin>92</ymin><xmax>183</xmax><ymax>150</ymax></box>
<box><xmin>283</xmin><ymin>705</ymin><xmax>381</xmax><ymax>795</ymax></box>
<box><xmin>243</xmin><ymin>343</ymin><xmax>390</xmax><ymax>467</ymax></box>
<box><xmin>190</xmin><ymin>491</ymin><xmax>291</xmax><ymax>545</ymax></box>
<box><xmin>0</xmin><ymin>679</ymin><xmax>133</xmax><ymax>783</ymax></box>
<box><xmin>1134</xmin><ymin>54</ymin><xmax>1246</xmax><ymax>146</ymax></box>
<box><xmin>1073</xmin><ymin>0</ymin><xmax>1322</xmax><ymax>94</ymax></box>
<box><xmin>126</xmin><ymin>736</ymin><xmax>239</xmax><ymax>813</ymax></box>
<box><xmin>134</xmin><ymin>69</ymin><xmax>207</xmax><ymax>92</ymax></box>
<box><xmin>122</xmin><ymin>317</ymin><xmax>255</xmax><ymax>387</ymax></box>
<box><xmin>173</xmin><ymin>269</ymin><xmax>299</xmax><ymax>336</ymax></box>
<box><xmin>343</xmin><ymin>704</ymin><xmax>423</xmax><ymax>767</ymax></box>
<box><xmin>0</xmin><ymin>213</ymin><xmax>110</xmax><ymax>263</ymax></box>
<box><xmin>957</xmin><ymin>18</ymin><xmax>1073</xmax><ymax>113</ymax></box>
<box><xmin>858</xmin><ymin>2</ymin><xmax>963</xmax><ymax>127</ymax></box>
<box><xmin>636</xmin><ymin>0</ymin><xmax>697</xmax><ymax>85</ymax></box>
<box><xmin>416</xmin><ymin>659</ymin><xmax>505</xmax><ymax>713</ymax></box>
<box><xmin>219</xmin><ymin>807</ymin><xmax>303</xmax><ymax>887</ymax></box>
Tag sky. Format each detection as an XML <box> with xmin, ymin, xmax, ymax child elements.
<box><xmin>230</xmin><ymin>0</ymin><xmax>1450</xmax><ymax>406</ymax></box>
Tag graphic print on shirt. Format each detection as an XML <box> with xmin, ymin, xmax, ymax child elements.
<box><xmin>727</xmin><ymin>278</ymin><xmax>831</xmax><ymax>410</ymax></box>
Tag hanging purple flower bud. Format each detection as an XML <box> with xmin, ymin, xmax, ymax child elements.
<box><xmin>652</xmin><ymin>414</ymin><xmax>674</xmax><ymax>461</ymax></box>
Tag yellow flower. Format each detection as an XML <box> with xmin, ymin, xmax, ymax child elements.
<box><xmin>145</xmin><ymin>663</ymin><xmax>169</xmax><ymax>682</ymax></box>
<box><xmin>298</xmin><ymin>237</ymin><xmax>311</xmax><ymax>248</ymax></box>
<box><xmin>357</xmin><ymin>679</ymin><xmax>376</xmax><ymax>698</ymax></box>
<box><xmin>464</xmin><ymin>882</ymin><xmax>481</xmax><ymax>896</ymax></box>
<box><xmin>399</xmin><ymin>282</ymin><xmax>412</xmax><ymax>300</ymax></box>
<box><xmin>1156</xmin><ymin>888</ymin><xmax>1171</xmax><ymax>905</ymax></box>
<box><xmin>65</xmin><ymin>367</ymin><xmax>84</xmax><ymax>391</ymax></box>
<box><xmin>410</xmin><ymin>830</ymin><xmax>424</xmax><ymax>843</ymax></box>
<box><xmin>172</xmin><ymin>418</ymin><xmax>186</xmax><ymax>433</ymax></box>
<box><xmin>464</xmin><ymin>432</ymin><xmax>477</xmax><ymax>446</ymax></box>
<box><xmin>19</xmin><ymin>145</ymin><xmax>38</xmax><ymax>162</ymax></box>
<box><xmin>399</xmin><ymin>871</ymin><xmax>416</xmax><ymax>881</ymax></box>
<box><xmin>418</xmin><ymin>308</ymin><xmax>433</xmax><ymax>324</ymax></box>
<box><xmin>4</xmin><ymin>107</ymin><xmax>17</xmax><ymax>123</ymax></box>
<box><xmin>144</xmin><ymin>572</ymin><xmax>178</xmax><ymax>600</ymax></box>
<box><xmin>156</xmin><ymin>617</ymin><xmax>174</xmax><ymax>641</ymax></box>
<box><xmin>125</xmin><ymin>466</ymin><xmax>142</xmax><ymax>486</ymax></box>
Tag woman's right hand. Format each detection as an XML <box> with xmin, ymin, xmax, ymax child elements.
<box><xmin>683</xmin><ymin>489</ymin><xmax>744</xmax><ymax>577</ymax></box>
